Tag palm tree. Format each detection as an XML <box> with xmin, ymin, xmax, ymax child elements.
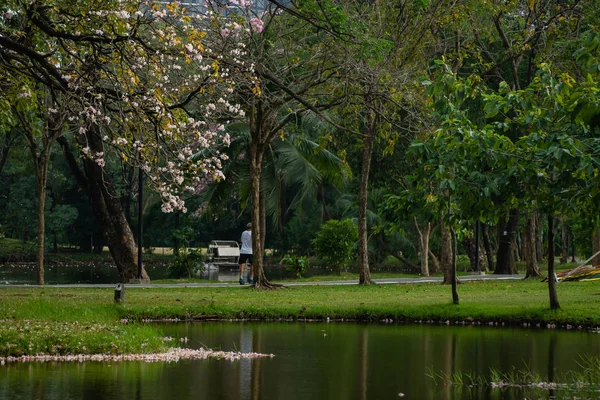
<box><xmin>197</xmin><ymin>120</ymin><xmax>350</xmax><ymax>270</ymax></box>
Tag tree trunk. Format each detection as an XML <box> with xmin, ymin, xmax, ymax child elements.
<box><xmin>523</xmin><ymin>216</ymin><xmax>540</xmax><ymax>278</ymax></box>
<box><xmin>0</xmin><ymin>130</ymin><xmax>13</xmax><ymax>177</ymax></box>
<box><xmin>570</xmin><ymin>231</ymin><xmax>576</xmax><ymax>262</ymax></box>
<box><xmin>82</xmin><ymin>131</ymin><xmax>149</xmax><ymax>282</ymax></box>
<box><xmin>495</xmin><ymin>209</ymin><xmax>519</xmax><ymax>274</ymax></box>
<box><xmin>59</xmin><ymin>135</ymin><xmax>148</xmax><ymax>281</ymax></box>
<box><xmin>482</xmin><ymin>224</ymin><xmax>494</xmax><ymax>272</ymax></box>
<box><xmin>450</xmin><ymin>227</ymin><xmax>459</xmax><ymax>304</ymax></box>
<box><xmin>547</xmin><ymin>214</ymin><xmax>560</xmax><ymax>310</ymax></box>
<box><xmin>414</xmin><ymin>218</ymin><xmax>430</xmax><ymax>276</ymax></box>
<box><xmin>441</xmin><ymin>220</ymin><xmax>453</xmax><ymax>284</ymax></box>
<box><xmin>512</xmin><ymin>234</ymin><xmax>520</xmax><ymax>263</ymax></box>
<box><xmin>535</xmin><ymin>211</ymin><xmax>544</xmax><ymax>263</ymax></box>
<box><xmin>357</xmin><ymin>128</ymin><xmax>374</xmax><ymax>285</ymax></box>
<box><xmin>560</xmin><ymin>216</ymin><xmax>568</xmax><ymax>264</ymax></box>
<box><xmin>428</xmin><ymin>249</ymin><xmax>440</xmax><ymax>274</ymax></box>
<box><xmin>249</xmin><ymin>143</ymin><xmax>279</xmax><ymax>289</ymax></box>
<box><xmin>34</xmin><ymin>155</ymin><xmax>48</xmax><ymax>285</ymax></box>
<box><xmin>462</xmin><ymin>231</ymin><xmax>476</xmax><ymax>272</ymax></box>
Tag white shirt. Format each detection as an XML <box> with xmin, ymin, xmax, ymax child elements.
<box><xmin>240</xmin><ymin>229</ymin><xmax>252</xmax><ymax>254</ymax></box>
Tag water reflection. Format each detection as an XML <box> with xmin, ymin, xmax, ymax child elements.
<box><xmin>1</xmin><ymin>323</ymin><xmax>600</xmax><ymax>399</ymax></box>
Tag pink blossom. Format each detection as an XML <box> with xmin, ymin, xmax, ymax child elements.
<box><xmin>249</xmin><ymin>18</ymin><xmax>264</xmax><ymax>33</ymax></box>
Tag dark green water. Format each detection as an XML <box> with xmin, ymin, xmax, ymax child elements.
<box><xmin>1</xmin><ymin>323</ymin><xmax>600</xmax><ymax>399</ymax></box>
<box><xmin>0</xmin><ymin>262</ymin><xmax>316</xmax><ymax>284</ymax></box>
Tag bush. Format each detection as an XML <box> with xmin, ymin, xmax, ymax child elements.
<box><xmin>280</xmin><ymin>253</ymin><xmax>309</xmax><ymax>278</ymax></box>
<box><xmin>167</xmin><ymin>226</ymin><xmax>205</xmax><ymax>278</ymax></box>
<box><xmin>313</xmin><ymin>219</ymin><xmax>358</xmax><ymax>275</ymax></box>
<box><xmin>168</xmin><ymin>249</ymin><xmax>204</xmax><ymax>279</ymax></box>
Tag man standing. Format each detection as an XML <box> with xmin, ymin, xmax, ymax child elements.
<box><xmin>239</xmin><ymin>223</ymin><xmax>253</xmax><ymax>285</ymax></box>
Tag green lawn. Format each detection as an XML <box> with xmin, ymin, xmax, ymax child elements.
<box><xmin>3</xmin><ymin>278</ymin><xmax>599</xmax><ymax>325</ymax></box>
<box><xmin>1</xmin><ymin>279</ymin><xmax>599</xmax><ymax>357</ymax></box>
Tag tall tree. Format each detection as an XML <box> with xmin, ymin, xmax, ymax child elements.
<box><xmin>203</xmin><ymin>0</ymin><xmax>346</xmax><ymax>288</ymax></box>
<box><xmin>346</xmin><ymin>0</ymin><xmax>456</xmax><ymax>284</ymax></box>
<box><xmin>6</xmin><ymin>84</ymin><xmax>68</xmax><ymax>284</ymax></box>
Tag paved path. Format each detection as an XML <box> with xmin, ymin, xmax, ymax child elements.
<box><xmin>1</xmin><ymin>274</ymin><xmax>525</xmax><ymax>288</ymax></box>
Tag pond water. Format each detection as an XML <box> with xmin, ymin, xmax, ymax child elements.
<box><xmin>1</xmin><ymin>322</ymin><xmax>600</xmax><ymax>399</ymax></box>
<box><xmin>0</xmin><ymin>262</ymin><xmax>171</xmax><ymax>284</ymax></box>
<box><xmin>0</xmin><ymin>262</ymin><xmax>335</xmax><ymax>285</ymax></box>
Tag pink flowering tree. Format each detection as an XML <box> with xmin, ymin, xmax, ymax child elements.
<box><xmin>197</xmin><ymin>0</ymin><xmax>346</xmax><ymax>288</ymax></box>
<box><xmin>0</xmin><ymin>0</ymin><xmax>246</xmax><ymax>282</ymax></box>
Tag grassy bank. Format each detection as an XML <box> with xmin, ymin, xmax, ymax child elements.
<box><xmin>1</xmin><ymin>279</ymin><xmax>600</xmax><ymax>357</ymax></box>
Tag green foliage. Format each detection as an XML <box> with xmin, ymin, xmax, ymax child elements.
<box><xmin>168</xmin><ymin>227</ymin><xmax>204</xmax><ymax>278</ymax></box>
<box><xmin>313</xmin><ymin>219</ymin><xmax>358</xmax><ymax>275</ymax></box>
<box><xmin>169</xmin><ymin>249</ymin><xmax>204</xmax><ymax>279</ymax></box>
<box><xmin>45</xmin><ymin>204</ymin><xmax>78</xmax><ymax>245</ymax></box>
<box><xmin>280</xmin><ymin>253</ymin><xmax>309</xmax><ymax>278</ymax></box>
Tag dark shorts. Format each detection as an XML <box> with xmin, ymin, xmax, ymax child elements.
<box><xmin>239</xmin><ymin>254</ymin><xmax>253</xmax><ymax>264</ymax></box>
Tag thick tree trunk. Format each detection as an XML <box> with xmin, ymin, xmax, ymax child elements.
<box><xmin>58</xmin><ymin>135</ymin><xmax>148</xmax><ymax>280</ymax></box>
<box><xmin>249</xmin><ymin>143</ymin><xmax>280</xmax><ymax>289</ymax></box>
<box><xmin>482</xmin><ymin>224</ymin><xmax>494</xmax><ymax>272</ymax></box>
<box><xmin>495</xmin><ymin>209</ymin><xmax>519</xmax><ymax>274</ymax></box>
<box><xmin>593</xmin><ymin>227</ymin><xmax>600</xmax><ymax>266</ymax></box>
<box><xmin>357</xmin><ymin>128</ymin><xmax>374</xmax><ymax>285</ymax></box>
<box><xmin>441</xmin><ymin>220</ymin><xmax>453</xmax><ymax>284</ymax></box>
<box><xmin>414</xmin><ymin>218</ymin><xmax>431</xmax><ymax>276</ymax></box>
<box><xmin>547</xmin><ymin>215</ymin><xmax>560</xmax><ymax>310</ymax></box>
<box><xmin>82</xmin><ymin>132</ymin><xmax>149</xmax><ymax>282</ymax></box>
<box><xmin>523</xmin><ymin>216</ymin><xmax>540</xmax><ymax>278</ymax></box>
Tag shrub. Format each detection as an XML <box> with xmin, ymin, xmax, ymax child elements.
<box><xmin>313</xmin><ymin>219</ymin><xmax>358</xmax><ymax>275</ymax></box>
<box><xmin>280</xmin><ymin>253</ymin><xmax>309</xmax><ymax>278</ymax></box>
<box><xmin>168</xmin><ymin>249</ymin><xmax>204</xmax><ymax>279</ymax></box>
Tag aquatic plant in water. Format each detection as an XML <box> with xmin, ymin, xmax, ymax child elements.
<box><xmin>427</xmin><ymin>356</ymin><xmax>600</xmax><ymax>397</ymax></box>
